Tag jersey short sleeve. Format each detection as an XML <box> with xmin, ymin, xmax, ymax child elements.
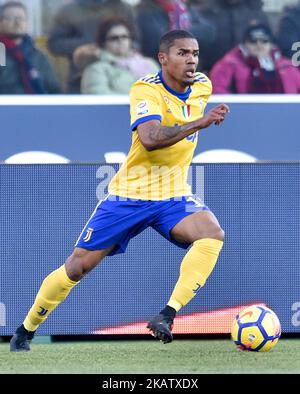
<box><xmin>193</xmin><ymin>72</ymin><xmax>212</xmax><ymax>102</ymax></box>
<box><xmin>130</xmin><ymin>80</ymin><xmax>162</xmax><ymax>131</ymax></box>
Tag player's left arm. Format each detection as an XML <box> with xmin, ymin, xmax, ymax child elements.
<box><xmin>137</xmin><ymin>103</ymin><xmax>229</xmax><ymax>151</ymax></box>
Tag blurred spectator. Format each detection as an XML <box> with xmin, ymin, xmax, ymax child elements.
<box><xmin>135</xmin><ymin>0</ymin><xmax>216</xmax><ymax>67</ymax></box>
<box><xmin>47</xmin><ymin>0</ymin><xmax>135</xmax><ymax>93</ymax></box>
<box><xmin>0</xmin><ymin>1</ymin><xmax>60</xmax><ymax>94</ymax></box>
<box><xmin>277</xmin><ymin>0</ymin><xmax>300</xmax><ymax>64</ymax></box>
<box><xmin>81</xmin><ymin>17</ymin><xmax>159</xmax><ymax>94</ymax></box>
<box><xmin>210</xmin><ymin>24</ymin><xmax>300</xmax><ymax>94</ymax></box>
<box><xmin>189</xmin><ymin>0</ymin><xmax>269</xmax><ymax>71</ymax></box>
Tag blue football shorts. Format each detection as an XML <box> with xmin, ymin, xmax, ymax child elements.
<box><xmin>75</xmin><ymin>194</ymin><xmax>210</xmax><ymax>256</ymax></box>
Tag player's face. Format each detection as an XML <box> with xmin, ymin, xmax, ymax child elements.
<box><xmin>159</xmin><ymin>38</ymin><xmax>199</xmax><ymax>90</ymax></box>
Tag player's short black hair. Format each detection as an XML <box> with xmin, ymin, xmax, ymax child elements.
<box><xmin>159</xmin><ymin>30</ymin><xmax>197</xmax><ymax>53</ymax></box>
<box><xmin>0</xmin><ymin>1</ymin><xmax>27</xmax><ymax>18</ymax></box>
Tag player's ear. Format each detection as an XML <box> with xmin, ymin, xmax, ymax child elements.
<box><xmin>158</xmin><ymin>52</ymin><xmax>167</xmax><ymax>66</ymax></box>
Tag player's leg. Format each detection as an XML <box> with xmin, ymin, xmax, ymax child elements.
<box><xmin>10</xmin><ymin>245</ymin><xmax>114</xmax><ymax>352</ymax></box>
<box><xmin>167</xmin><ymin>210</ymin><xmax>224</xmax><ymax>312</ymax></box>
<box><xmin>10</xmin><ymin>194</ymin><xmax>159</xmax><ymax>351</ymax></box>
<box><xmin>148</xmin><ymin>207</ymin><xmax>224</xmax><ymax>343</ymax></box>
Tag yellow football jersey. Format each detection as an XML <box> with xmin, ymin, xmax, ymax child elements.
<box><xmin>108</xmin><ymin>70</ymin><xmax>212</xmax><ymax>200</ymax></box>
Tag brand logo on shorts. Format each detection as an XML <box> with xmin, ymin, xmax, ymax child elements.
<box><xmin>83</xmin><ymin>227</ymin><xmax>94</xmax><ymax>242</ymax></box>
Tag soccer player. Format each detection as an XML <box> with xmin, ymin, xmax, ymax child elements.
<box><xmin>10</xmin><ymin>29</ymin><xmax>229</xmax><ymax>351</ymax></box>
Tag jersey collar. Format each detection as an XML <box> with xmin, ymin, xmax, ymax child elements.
<box><xmin>158</xmin><ymin>70</ymin><xmax>191</xmax><ymax>102</ymax></box>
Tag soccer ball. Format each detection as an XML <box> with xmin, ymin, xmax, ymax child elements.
<box><xmin>231</xmin><ymin>305</ymin><xmax>281</xmax><ymax>352</ymax></box>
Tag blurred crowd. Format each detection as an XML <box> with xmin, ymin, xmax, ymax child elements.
<box><xmin>0</xmin><ymin>0</ymin><xmax>300</xmax><ymax>94</ymax></box>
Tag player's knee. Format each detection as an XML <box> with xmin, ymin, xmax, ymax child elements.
<box><xmin>213</xmin><ymin>227</ymin><xmax>225</xmax><ymax>242</ymax></box>
<box><xmin>65</xmin><ymin>250</ymin><xmax>93</xmax><ymax>281</ymax></box>
<box><xmin>204</xmin><ymin>226</ymin><xmax>225</xmax><ymax>242</ymax></box>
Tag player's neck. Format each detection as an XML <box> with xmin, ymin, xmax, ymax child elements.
<box><xmin>160</xmin><ymin>70</ymin><xmax>189</xmax><ymax>94</ymax></box>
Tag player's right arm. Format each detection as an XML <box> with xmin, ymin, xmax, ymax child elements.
<box><xmin>137</xmin><ymin>104</ymin><xmax>229</xmax><ymax>151</ymax></box>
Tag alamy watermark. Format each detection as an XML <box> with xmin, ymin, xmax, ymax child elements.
<box><xmin>95</xmin><ymin>164</ymin><xmax>205</xmax><ymax>212</ymax></box>
<box><xmin>291</xmin><ymin>301</ymin><xmax>300</xmax><ymax>327</ymax></box>
<box><xmin>292</xmin><ymin>42</ymin><xmax>300</xmax><ymax>67</ymax></box>
<box><xmin>0</xmin><ymin>302</ymin><xmax>6</xmax><ymax>326</ymax></box>
<box><xmin>0</xmin><ymin>42</ymin><xmax>6</xmax><ymax>67</ymax></box>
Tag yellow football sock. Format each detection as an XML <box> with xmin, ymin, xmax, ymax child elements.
<box><xmin>23</xmin><ymin>265</ymin><xmax>78</xmax><ymax>332</ymax></box>
<box><xmin>167</xmin><ymin>238</ymin><xmax>223</xmax><ymax>312</ymax></box>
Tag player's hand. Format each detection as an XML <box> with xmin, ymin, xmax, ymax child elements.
<box><xmin>213</xmin><ymin>103</ymin><xmax>230</xmax><ymax>125</ymax></box>
<box><xmin>199</xmin><ymin>104</ymin><xmax>230</xmax><ymax>128</ymax></box>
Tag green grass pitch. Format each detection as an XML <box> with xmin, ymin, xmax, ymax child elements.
<box><xmin>1</xmin><ymin>339</ymin><xmax>300</xmax><ymax>374</ymax></box>
<box><xmin>0</xmin><ymin>339</ymin><xmax>300</xmax><ymax>374</ymax></box>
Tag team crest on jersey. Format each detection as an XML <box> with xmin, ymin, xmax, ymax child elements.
<box><xmin>181</xmin><ymin>105</ymin><xmax>191</xmax><ymax>119</ymax></box>
<box><xmin>136</xmin><ymin>101</ymin><xmax>149</xmax><ymax>115</ymax></box>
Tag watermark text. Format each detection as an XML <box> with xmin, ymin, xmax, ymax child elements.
<box><xmin>0</xmin><ymin>42</ymin><xmax>6</xmax><ymax>66</ymax></box>
<box><xmin>96</xmin><ymin>164</ymin><xmax>205</xmax><ymax>208</ymax></box>
<box><xmin>0</xmin><ymin>302</ymin><xmax>6</xmax><ymax>326</ymax></box>
<box><xmin>292</xmin><ymin>42</ymin><xmax>300</xmax><ymax>67</ymax></box>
